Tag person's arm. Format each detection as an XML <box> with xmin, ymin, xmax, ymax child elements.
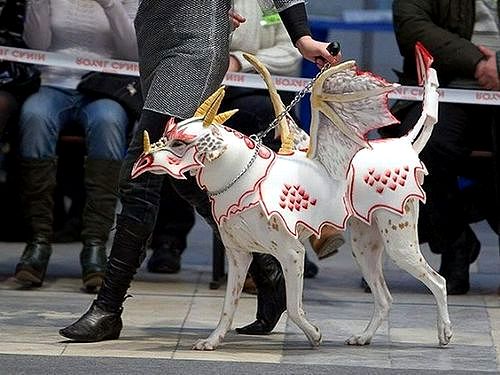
<box><xmin>23</xmin><ymin>0</ymin><xmax>52</xmax><ymax>50</ymax></box>
<box><xmin>275</xmin><ymin>2</ymin><xmax>339</xmax><ymax>66</ymax></box>
<box><xmin>93</xmin><ymin>0</ymin><xmax>138</xmax><ymax>60</ymax></box>
<box><xmin>393</xmin><ymin>0</ymin><xmax>483</xmax><ymax>79</ymax></box>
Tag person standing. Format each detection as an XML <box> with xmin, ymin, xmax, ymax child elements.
<box><xmin>60</xmin><ymin>0</ymin><xmax>340</xmax><ymax>342</ymax></box>
<box><xmin>387</xmin><ymin>0</ymin><xmax>499</xmax><ymax>294</ymax></box>
<box><xmin>147</xmin><ymin>0</ymin><xmax>321</xmax><ymax>280</ymax></box>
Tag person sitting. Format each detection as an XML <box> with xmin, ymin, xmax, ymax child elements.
<box><xmin>384</xmin><ymin>0</ymin><xmax>499</xmax><ymax>294</ymax></box>
<box><xmin>14</xmin><ymin>0</ymin><xmax>138</xmax><ymax>291</ymax></box>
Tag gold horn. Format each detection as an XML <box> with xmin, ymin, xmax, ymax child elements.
<box><xmin>143</xmin><ymin>130</ymin><xmax>151</xmax><ymax>154</ymax></box>
<box><xmin>203</xmin><ymin>89</ymin><xmax>225</xmax><ymax>127</ymax></box>
<box><xmin>194</xmin><ymin>86</ymin><xmax>225</xmax><ymax>118</ymax></box>
<box><xmin>213</xmin><ymin>109</ymin><xmax>238</xmax><ymax>125</ymax></box>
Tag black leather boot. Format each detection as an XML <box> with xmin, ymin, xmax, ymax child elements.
<box><xmin>15</xmin><ymin>239</ymin><xmax>52</xmax><ymax>286</ymax></box>
<box><xmin>236</xmin><ymin>253</ymin><xmax>286</xmax><ymax>335</ymax></box>
<box><xmin>59</xmin><ymin>300</ymin><xmax>122</xmax><ymax>342</ymax></box>
<box><xmin>147</xmin><ymin>238</ymin><xmax>184</xmax><ymax>274</ymax></box>
<box><xmin>60</xmin><ymin>214</ymin><xmax>150</xmax><ymax>342</ymax></box>
<box><xmin>15</xmin><ymin>158</ymin><xmax>57</xmax><ymax>287</ymax></box>
<box><xmin>80</xmin><ymin>241</ymin><xmax>107</xmax><ymax>292</ymax></box>
<box><xmin>80</xmin><ymin>159</ymin><xmax>121</xmax><ymax>290</ymax></box>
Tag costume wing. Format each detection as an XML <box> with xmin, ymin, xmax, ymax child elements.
<box><xmin>307</xmin><ymin>61</ymin><xmax>398</xmax><ymax>180</ymax></box>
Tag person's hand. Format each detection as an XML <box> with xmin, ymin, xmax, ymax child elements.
<box><xmin>228</xmin><ymin>55</ymin><xmax>241</xmax><ymax>72</ymax></box>
<box><xmin>475</xmin><ymin>45</ymin><xmax>500</xmax><ymax>90</ymax></box>
<box><xmin>92</xmin><ymin>0</ymin><xmax>114</xmax><ymax>8</ymax></box>
<box><xmin>229</xmin><ymin>9</ymin><xmax>246</xmax><ymax>31</ymax></box>
<box><xmin>295</xmin><ymin>36</ymin><xmax>342</xmax><ymax>68</ymax></box>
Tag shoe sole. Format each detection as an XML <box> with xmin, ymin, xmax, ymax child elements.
<box><xmin>317</xmin><ymin>234</ymin><xmax>345</xmax><ymax>260</ymax></box>
<box><xmin>59</xmin><ymin>328</ymin><xmax>121</xmax><ymax>342</ymax></box>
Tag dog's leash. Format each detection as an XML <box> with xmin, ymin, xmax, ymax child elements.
<box><xmin>208</xmin><ymin>43</ymin><xmax>340</xmax><ymax>198</ymax></box>
<box><xmin>250</xmin><ymin>41</ymin><xmax>341</xmax><ymax>143</ymax></box>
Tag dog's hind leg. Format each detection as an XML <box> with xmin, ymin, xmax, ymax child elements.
<box><xmin>193</xmin><ymin>248</ymin><xmax>253</xmax><ymax>350</ymax></box>
<box><xmin>375</xmin><ymin>199</ymin><xmax>452</xmax><ymax>346</ymax></box>
<box><xmin>346</xmin><ymin>217</ymin><xmax>393</xmax><ymax>345</ymax></box>
<box><xmin>274</xmin><ymin>240</ymin><xmax>322</xmax><ymax>347</ymax></box>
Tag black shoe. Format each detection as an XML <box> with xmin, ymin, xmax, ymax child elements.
<box><xmin>147</xmin><ymin>240</ymin><xmax>183</xmax><ymax>274</ymax></box>
<box><xmin>236</xmin><ymin>254</ymin><xmax>286</xmax><ymax>335</ymax></box>
<box><xmin>59</xmin><ymin>301</ymin><xmax>122</xmax><ymax>342</ymax></box>
<box><xmin>235</xmin><ymin>319</ymin><xmax>275</xmax><ymax>335</ymax></box>
<box><xmin>81</xmin><ymin>241</ymin><xmax>107</xmax><ymax>292</ymax></box>
<box><xmin>15</xmin><ymin>240</ymin><xmax>52</xmax><ymax>287</ymax></box>
<box><xmin>304</xmin><ymin>253</ymin><xmax>318</xmax><ymax>279</ymax></box>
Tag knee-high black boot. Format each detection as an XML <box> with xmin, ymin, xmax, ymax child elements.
<box><xmin>170</xmin><ymin>176</ymin><xmax>287</xmax><ymax>335</ymax></box>
<box><xmin>80</xmin><ymin>159</ymin><xmax>122</xmax><ymax>291</ymax></box>
<box><xmin>15</xmin><ymin>158</ymin><xmax>57</xmax><ymax>286</ymax></box>
<box><xmin>59</xmin><ymin>214</ymin><xmax>150</xmax><ymax>342</ymax></box>
<box><xmin>236</xmin><ymin>253</ymin><xmax>286</xmax><ymax>335</ymax></box>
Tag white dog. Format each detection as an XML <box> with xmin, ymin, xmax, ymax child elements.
<box><xmin>131</xmin><ymin>44</ymin><xmax>452</xmax><ymax>350</ymax></box>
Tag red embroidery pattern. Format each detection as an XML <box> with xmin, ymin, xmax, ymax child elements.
<box><xmin>363</xmin><ymin>165</ymin><xmax>409</xmax><ymax>194</ymax></box>
<box><xmin>278</xmin><ymin>183</ymin><xmax>317</xmax><ymax>211</ymax></box>
<box><xmin>166</xmin><ymin>155</ymin><xmax>181</xmax><ymax>165</ymax></box>
<box><xmin>163</xmin><ymin>120</ymin><xmax>196</xmax><ymax>142</ymax></box>
<box><xmin>258</xmin><ymin>147</ymin><xmax>272</xmax><ymax>159</ymax></box>
<box><xmin>244</xmin><ymin>137</ymin><xmax>255</xmax><ymax>149</ymax></box>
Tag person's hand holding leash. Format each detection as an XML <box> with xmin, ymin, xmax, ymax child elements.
<box><xmin>296</xmin><ymin>37</ymin><xmax>341</xmax><ymax>68</ymax></box>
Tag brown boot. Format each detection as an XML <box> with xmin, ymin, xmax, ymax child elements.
<box><xmin>309</xmin><ymin>226</ymin><xmax>345</xmax><ymax>260</ymax></box>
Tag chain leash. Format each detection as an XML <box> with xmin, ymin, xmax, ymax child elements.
<box><xmin>208</xmin><ymin>45</ymin><xmax>340</xmax><ymax>197</ymax></box>
<box><xmin>250</xmin><ymin>62</ymin><xmax>331</xmax><ymax>143</ymax></box>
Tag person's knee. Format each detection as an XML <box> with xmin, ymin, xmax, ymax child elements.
<box><xmin>88</xmin><ymin>100</ymin><xmax>128</xmax><ymax>132</ymax></box>
<box><xmin>19</xmin><ymin>93</ymin><xmax>58</xmax><ymax>131</ymax></box>
<box><xmin>84</xmin><ymin>99</ymin><xmax>129</xmax><ymax>159</ymax></box>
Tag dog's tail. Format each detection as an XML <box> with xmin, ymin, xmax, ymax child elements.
<box><xmin>404</xmin><ymin>42</ymin><xmax>439</xmax><ymax>154</ymax></box>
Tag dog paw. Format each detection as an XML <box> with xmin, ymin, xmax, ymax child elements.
<box><xmin>345</xmin><ymin>334</ymin><xmax>371</xmax><ymax>346</ymax></box>
<box><xmin>438</xmin><ymin>321</ymin><xmax>452</xmax><ymax>346</ymax></box>
<box><xmin>192</xmin><ymin>338</ymin><xmax>218</xmax><ymax>351</ymax></box>
<box><xmin>308</xmin><ymin>329</ymin><xmax>322</xmax><ymax>347</ymax></box>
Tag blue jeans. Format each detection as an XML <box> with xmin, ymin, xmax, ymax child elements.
<box><xmin>18</xmin><ymin>86</ymin><xmax>129</xmax><ymax>160</ymax></box>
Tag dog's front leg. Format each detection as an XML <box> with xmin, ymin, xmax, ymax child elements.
<box><xmin>193</xmin><ymin>249</ymin><xmax>253</xmax><ymax>351</ymax></box>
<box><xmin>274</xmin><ymin>241</ymin><xmax>322</xmax><ymax>347</ymax></box>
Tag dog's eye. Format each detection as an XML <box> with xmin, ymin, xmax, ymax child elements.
<box><xmin>171</xmin><ymin>140</ymin><xmax>186</xmax><ymax>148</ymax></box>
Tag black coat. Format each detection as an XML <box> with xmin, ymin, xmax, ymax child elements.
<box><xmin>392</xmin><ymin>0</ymin><xmax>498</xmax><ymax>85</ymax></box>
<box><xmin>0</xmin><ymin>0</ymin><xmax>26</xmax><ymax>46</ymax></box>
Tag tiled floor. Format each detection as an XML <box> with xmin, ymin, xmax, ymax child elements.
<box><xmin>0</xmin><ymin>219</ymin><xmax>498</xmax><ymax>373</ymax></box>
